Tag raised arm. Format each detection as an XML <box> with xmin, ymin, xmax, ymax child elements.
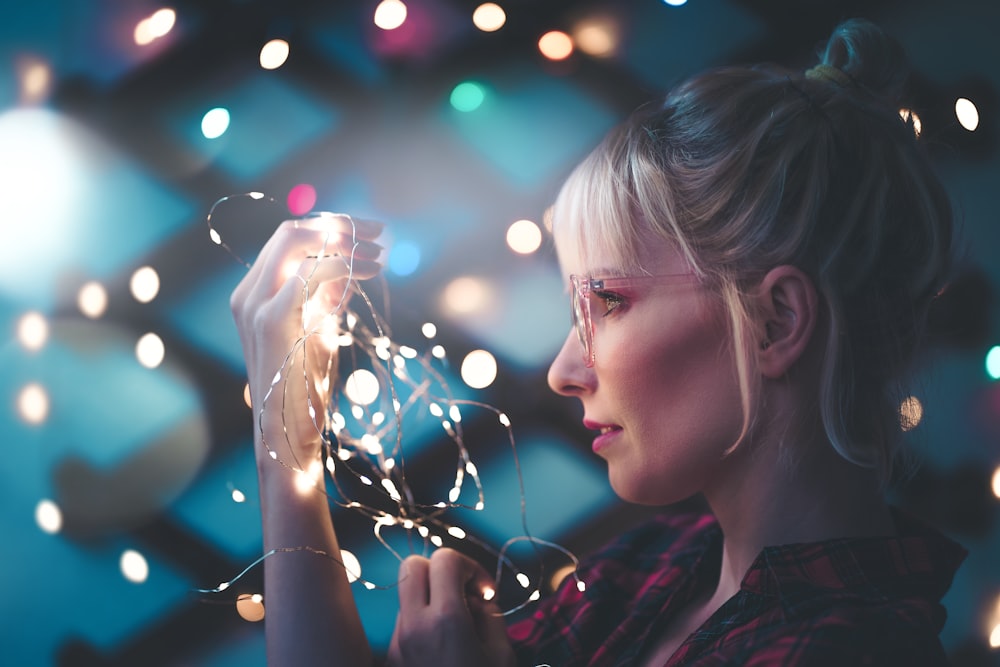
<box><xmin>231</xmin><ymin>215</ymin><xmax>384</xmax><ymax>666</ymax></box>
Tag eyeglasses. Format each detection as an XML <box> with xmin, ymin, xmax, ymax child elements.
<box><xmin>570</xmin><ymin>273</ymin><xmax>698</xmax><ymax>367</ymax></box>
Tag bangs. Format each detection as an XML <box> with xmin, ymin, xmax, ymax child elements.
<box><xmin>550</xmin><ymin>133</ymin><xmax>647</xmax><ymax>276</ymax></box>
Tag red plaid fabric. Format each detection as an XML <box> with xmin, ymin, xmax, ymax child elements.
<box><xmin>508</xmin><ymin>508</ymin><xmax>966</xmax><ymax>666</ymax></box>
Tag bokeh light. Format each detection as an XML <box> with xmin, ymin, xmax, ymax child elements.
<box><xmin>986</xmin><ymin>345</ymin><xmax>1000</xmax><ymax>380</ymax></box>
<box><xmin>260</xmin><ymin>39</ymin><xmax>290</xmax><ymax>70</ymax></box>
<box><xmin>35</xmin><ymin>499</ymin><xmax>63</xmax><ymax>534</ymax></box>
<box><xmin>663</xmin><ymin>0</ymin><xmax>688</xmax><ymax>6</ymax></box>
<box><xmin>899</xmin><ymin>396</ymin><xmax>923</xmax><ymax>431</ymax></box>
<box><xmin>461</xmin><ymin>349</ymin><xmax>497</xmax><ymax>389</ymax></box>
<box><xmin>388</xmin><ymin>240</ymin><xmax>421</xmax><ymax>276</ymax></box>
<box><xmin>130</xmin><ymin>266</ymin><xmax>161</xmax><ymax>303</ymax></box>
<box><xmin>344</xmin><ymin>369</ymin><xmax>380</xmax><ymax>405</ymax></box>
<box><xmin>450</xmin><ymin>82</ymin><xmax>486</xmax><ymax>112</ymax></box>
<box><xmin>992</xmin><ymin>466</ymin><xmax>1000</xmax><ymax>500</ymax></box>
<box><xmin>134</xmin><ymin>8</ymin><xmax>176</xmax><ymax>46</ymax></box>
<box><xmin>573</xmin><ymin>18</ymin><xmax>618</xmax><ymax>57</ymax></box>
<box><xmin>421</xmin><ymin>322</ymin><xmax>437</xmax><ymax>338</ymax></box>
<box><xmin>441</xmin><ymin>276</ymin><xmax>492</xmax><ymax>316</ymax></box>
<box><xmin>341</xmin><ymin>549</ymin><xmax>361</xmax><ymax>583</ymax></box>
<box><xmin>136</xmin><ymin>332</ymin><xmax>166</xmax><ymax>369</ymax></box>
<box><xmin>17</xmin><ymin>311</ymin><xmax>48</xmax><ymax>351</ymax></box>
<box><xmin>506</xmin><ymin>219</ymin><xmax>543</xmax><ymax>255</ymax></box>
<box><xmin>231</xmin><ymin>488</ymin><xmax>247</xmax><ymax>503</ymax></box>
<box><xmin>236</xmin><ymin>593</ymin><xmax>265</xmax><ymax>622</ymax></box>
<box><xmin>18</xmin><ymin>383</ymin><xmax>49</xmax><ymax>424</ymax></box>
<box><xmin>991</xmin><ymin>622</ymin><xmax>1000</xmax><ymax>648</ymax></box>
<box><xmin>374</xmin><ymin>0</ymin><xmax>407</xmax><ymax>30</ymax></box>
<box><xmin>120</xmin><ymin>549</ymin><xmax>149</xmax><ymax>584</ymax></box>
<box><xmin>472</xmin><ymin>3</ymin><xmax>506</xmax><ymax>32</ymax></box>
<box><xmin>287</xmin><ymin>183</ymin><xmax>317</xmax><ymax>216</ymax></box>
<box><xmin>78</xmin><ymin>281</ymin><xmax>108</xmax><ymax>319</ymax></box>
<box><xmin>955</xmin><ymin>97</ymin><xmax>980</xmax><ymax>131</ymax></box>
<box><xmin>899</xmin><ymin>108</ymin><xmax>922</xmax><ymax>138</ymax></box>
<box><xmin>538</xmin><ymin>31</ymin><xmax>574</xmax><ymax>61</ymax></box>
<box><xmin>201</xmin><ymin>108</ymin><xmax>230</xmax><ymax>139</ymax></box>
<box><xmin>244</xmin><ymin>383</ymin><xmax>253</xmax><ymax>408</ymax></box>
<box><xmin>18</xmin><ymin>57</ymin><xmax>51</xmax><ymax>103</ymax></box>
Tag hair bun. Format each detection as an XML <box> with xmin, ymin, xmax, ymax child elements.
<box><xmin>818</xmin><ymin>18</ymin><xmax>909</xmax><ymax>106</ymax></box>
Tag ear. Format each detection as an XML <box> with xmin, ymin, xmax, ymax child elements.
<box><xmin>754</xmin><ymin>265</ymin><xmax>818</xmax><ymax>379</ymax></box>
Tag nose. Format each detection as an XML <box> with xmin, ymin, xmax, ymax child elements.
<box><xmin>547</xmin><ymin>330</ymin><xmax>594</xmax><ymax>396</ymax></box>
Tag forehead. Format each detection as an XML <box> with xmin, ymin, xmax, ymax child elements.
<box><xmin>553</xmin><ymin>213</ymin><xmax>690</xmax><ymax>279</ymax></box>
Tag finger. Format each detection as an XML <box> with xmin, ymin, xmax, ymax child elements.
<box><xmin>296</xmin><ymin>214</ymin><xmax>384</xmax><ymax>242</ymax></box>
<box><xmin>397</xmin><ymin>556</ymin><xmax>431</xmax><ymax>618</ymax></box>
<box><xmin>427</xmin><ymin>548</ymin><xmax>494</xmax><ymax>614</ymax></box>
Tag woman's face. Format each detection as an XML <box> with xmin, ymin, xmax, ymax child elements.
<box><xmin>547</xmin><ymin>230</ymin><xmax>746</xmax><ymax>505</ymax></box>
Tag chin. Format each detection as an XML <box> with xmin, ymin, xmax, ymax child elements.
<box><xmin>608</xmin><ymin>471</ymin><xmax>697</xmax><ymax>507</ymax></box>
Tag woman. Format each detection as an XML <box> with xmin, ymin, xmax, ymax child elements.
<box><xmin>231</xmin><ymin>18</ymin><xmax>966</xmax><ymax>666</ymax></box>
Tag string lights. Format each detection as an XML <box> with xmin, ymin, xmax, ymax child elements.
<box><xmin>199</xmin><ymin>193</ymin><xmax>585</xmax><ymax>615</ymax></box>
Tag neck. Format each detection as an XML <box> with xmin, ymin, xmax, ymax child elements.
<box><xmin>700</xmin><ymin>425</ymin><xmax>896</xmax><ymax>604</ymax></box>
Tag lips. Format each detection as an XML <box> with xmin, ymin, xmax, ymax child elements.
<box><xmin>584</xmin><ymin>419</ymin><xmax>622</xmax><ymax>454</ymax></box>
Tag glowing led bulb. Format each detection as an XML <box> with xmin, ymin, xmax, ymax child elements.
<box><xmin>260</xmin><ymin>39</ymin><xmax>290</xmax><ymax>70</ymax></box>
<box><xmin>17</xmin><ymin>383</ymin><xmax>48</xmax><ymax>424</ymax></box>
<box><xmin>374</xmin><ymin>0</ymin><xmax>407</xmax><ymax>30</ymax></box>
<box><xmin>78</xmin><ymin>281</ymin><xmax>108</xmax><ymax>319</ymax></box>
<box><xmin>472</xmin><ymin>3</ymin><xmax>506</xmax><ymax>32</ymax></box>
<box><xmin>506</xmin><ymin>219</ymin><xmax>543</xmax><ymax>254</ymax></box>
<box><xmin>430</xmin><ymin>535</ymin><xmax>443</xmax><ymax>547</ymax></box>
<box><xmin>991</xmin><ymin>466</ymin><xmax>1000</xmax><ymax>500</ymax></box>
<box><xmin>461</xmin><ymin>349</ymin><xmax>497</xmax><ymax>389</ymax></box>
<box><xmin>663</xmin><ymin>0</ymin><xmax>687</xmax><ymax>5</ymax></box>
<box><xmin>121</xmin><ymin>549</ymin><xmax>149</xmax><ymax>583</ymax></box>
<box><xmin>516</xmin><ymin>572</ymin><xmax>531</xmax><ymax>588</ymax></box>
<box><xmin>17</xmin><ymin>311</ymin><xmax>48</xmax><ymax>351</ymax></box>
<box><xmin>35</xmin><ymin>499</ymin><xmax>62</xmax><ymax>534</ymax></box>
<box><xmin>447</xmin><ymin>526</ymin><xmax>467</xmax><ymax>539</ymax></box>
<box><xmin>432</xmin><ymin>345</ymin><xmax>446</xmax><ymax>359</ymax></box>
<box><xmin>577</xmin><ymin>580</ymin><xmax>587</xmax><ymax>592</ymax></box>
<box><xmin>955</xmin><ymin>98</ymin><xmax>979</xmax><ymax>131</ymax></box>
<box><xmin>421</xmin><ymin>322</ymin><xmax>437</xmax><ymax>338</ymax></box>
<box><xmin>231</xmin><ymin>488</ymin><xmax>246</xmax><ymax>503</ymax></box>
<box><xmin>482</xmin><ymin>586</ymin><xmax>496</xmax><ymax>601</ymax></box>
<box><xmin>990</xmin><ymin>622</ymin><xmax>1000</xmax><ymax>648</ymax></box>
<box><xmin>130</xmin><ymin>266</ymin><xmax>160</xmax><ymax>303</ymax></box>
<box><xmin>538</xmin><ymin>31</ymin><xmax>573</xmax><ymax>61</ymax></box>
<box><xmin>136</xmin><ymin>332</ymin><xmax>165</xmax><ymax>369</ymax></box>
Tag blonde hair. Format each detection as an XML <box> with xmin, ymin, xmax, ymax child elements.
<box><xmin>551</xmin><ymin>19</ymin><xmax>953</xmax><ymax>482</ymax></box>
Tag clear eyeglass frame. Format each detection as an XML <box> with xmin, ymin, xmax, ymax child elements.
<box><xmin>569</xmin><ymin>273</ymin><xmax>698</xmax><ymax>367</ymax></box>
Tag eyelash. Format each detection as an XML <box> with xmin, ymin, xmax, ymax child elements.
<box><xmin>592</xmin><ymin>290</ymin><xmax>627</xmax><ymax>317</ymax></box>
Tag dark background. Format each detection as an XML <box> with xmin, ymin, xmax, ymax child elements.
<box><xmin>1</xmin><ymin>0</ymin><xmax>998</xmax><ymax>665</ymax></box>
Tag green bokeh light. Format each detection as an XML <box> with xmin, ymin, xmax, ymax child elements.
<box><xmin>450</xmin><ymin>82</ymin><xmax>486</xmax><ymax>112</ymax></box>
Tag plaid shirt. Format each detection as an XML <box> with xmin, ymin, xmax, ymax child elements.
<box><xmin>508</xmin><ymin>508</ymin><xmax>966</xmax><ymax>666</ymax></box>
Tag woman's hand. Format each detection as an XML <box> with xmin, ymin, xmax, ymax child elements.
<box><xmin>388</xmin><ymin>548</ymin><xmax>516</xmax><ymax>667</ymax></box>
<box><xmin>230</xmin><ymin>215</ymin><xmax>384</xmax><ymax>470</ymax></box>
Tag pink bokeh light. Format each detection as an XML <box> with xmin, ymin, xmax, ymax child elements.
<box><xmin>287</xmin><ymin>183</ymin><xmax>317</xmax><ymax>216</ymax></box>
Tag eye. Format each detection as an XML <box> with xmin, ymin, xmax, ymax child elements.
<box><xmin>592</xmin><ymin>290</ymin><xmax>627</xmax><ymax>317</ymax></box>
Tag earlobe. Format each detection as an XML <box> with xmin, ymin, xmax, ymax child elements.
<box><xmin>755</xmin><ymin>266</ymin><xmax>818</xmax><ymax>378</ymax></box>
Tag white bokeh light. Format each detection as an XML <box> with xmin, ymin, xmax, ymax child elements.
<box><xmin>121</xmin><ymin>549</ymin><xmax>150</xmax><ymax>583</ymax></box>
<box><xmin>472</xmin><ymin>3</ymin><xmax>506</xmax><ymax>32</ymax></box>
<box><xmin>78</xmin><ymin>281</ymin><xmax>108</xmax><ymax>319</ymax></box>
<box><xmin>344</xmin><ymin>369</ymin><xmax>380</xmax><ymax>406</ymax></box>
<box><xmin>374</xmin><ymin>0</ymin><xmax>407</xmax><ymax>30</ymax></box>
<box><xmin>506</xmin><ymin>219</ymin><xmax>543</xmax><ymax>254</ymax></box>
<box><xmin>136</xmin><ymin>332</ymin><xmax>165</xmax><ymax>369</ymax></box>
<box><xmin>260</xmin><ymin>39</ymin><xmax>290</xmax><ymax>70</ymax></box>
<box><xmin>35</xmin><ymin>499</ymin><xmax>63</xmax><ymax>534</ymax></box>
<box><xmin>130</xmin><ymin>266</ymin><xmax>160</xmax><ymax>303</ymax></box>
<box><xmin>955</xmin><ymin>97</ymin><xmax>979</xmax><ymax>132</ymax></box>
<box><xmin>202</xmin><ymin>108</ymin><xmax>231</xmax><ymax>139</ymax></box>
<box><xmin>18</xmin><ymin>383</ymin><xmax>49</xmax><ymax>424</ymax></box>
<box><xmin>17</xmin><ymin>311</ymin><xmax>48</xmax><ymax>351</ymax></box>
<box><xmin>461</xmin><ymin>349</ymin><xmax>497</xmax><ymax>389</ymax></box>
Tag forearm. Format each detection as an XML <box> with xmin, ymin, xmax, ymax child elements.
<box><xmin>257</xmin><ymin>432</ymin><xmax>372</xmax><ymax>667</ymax></box>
